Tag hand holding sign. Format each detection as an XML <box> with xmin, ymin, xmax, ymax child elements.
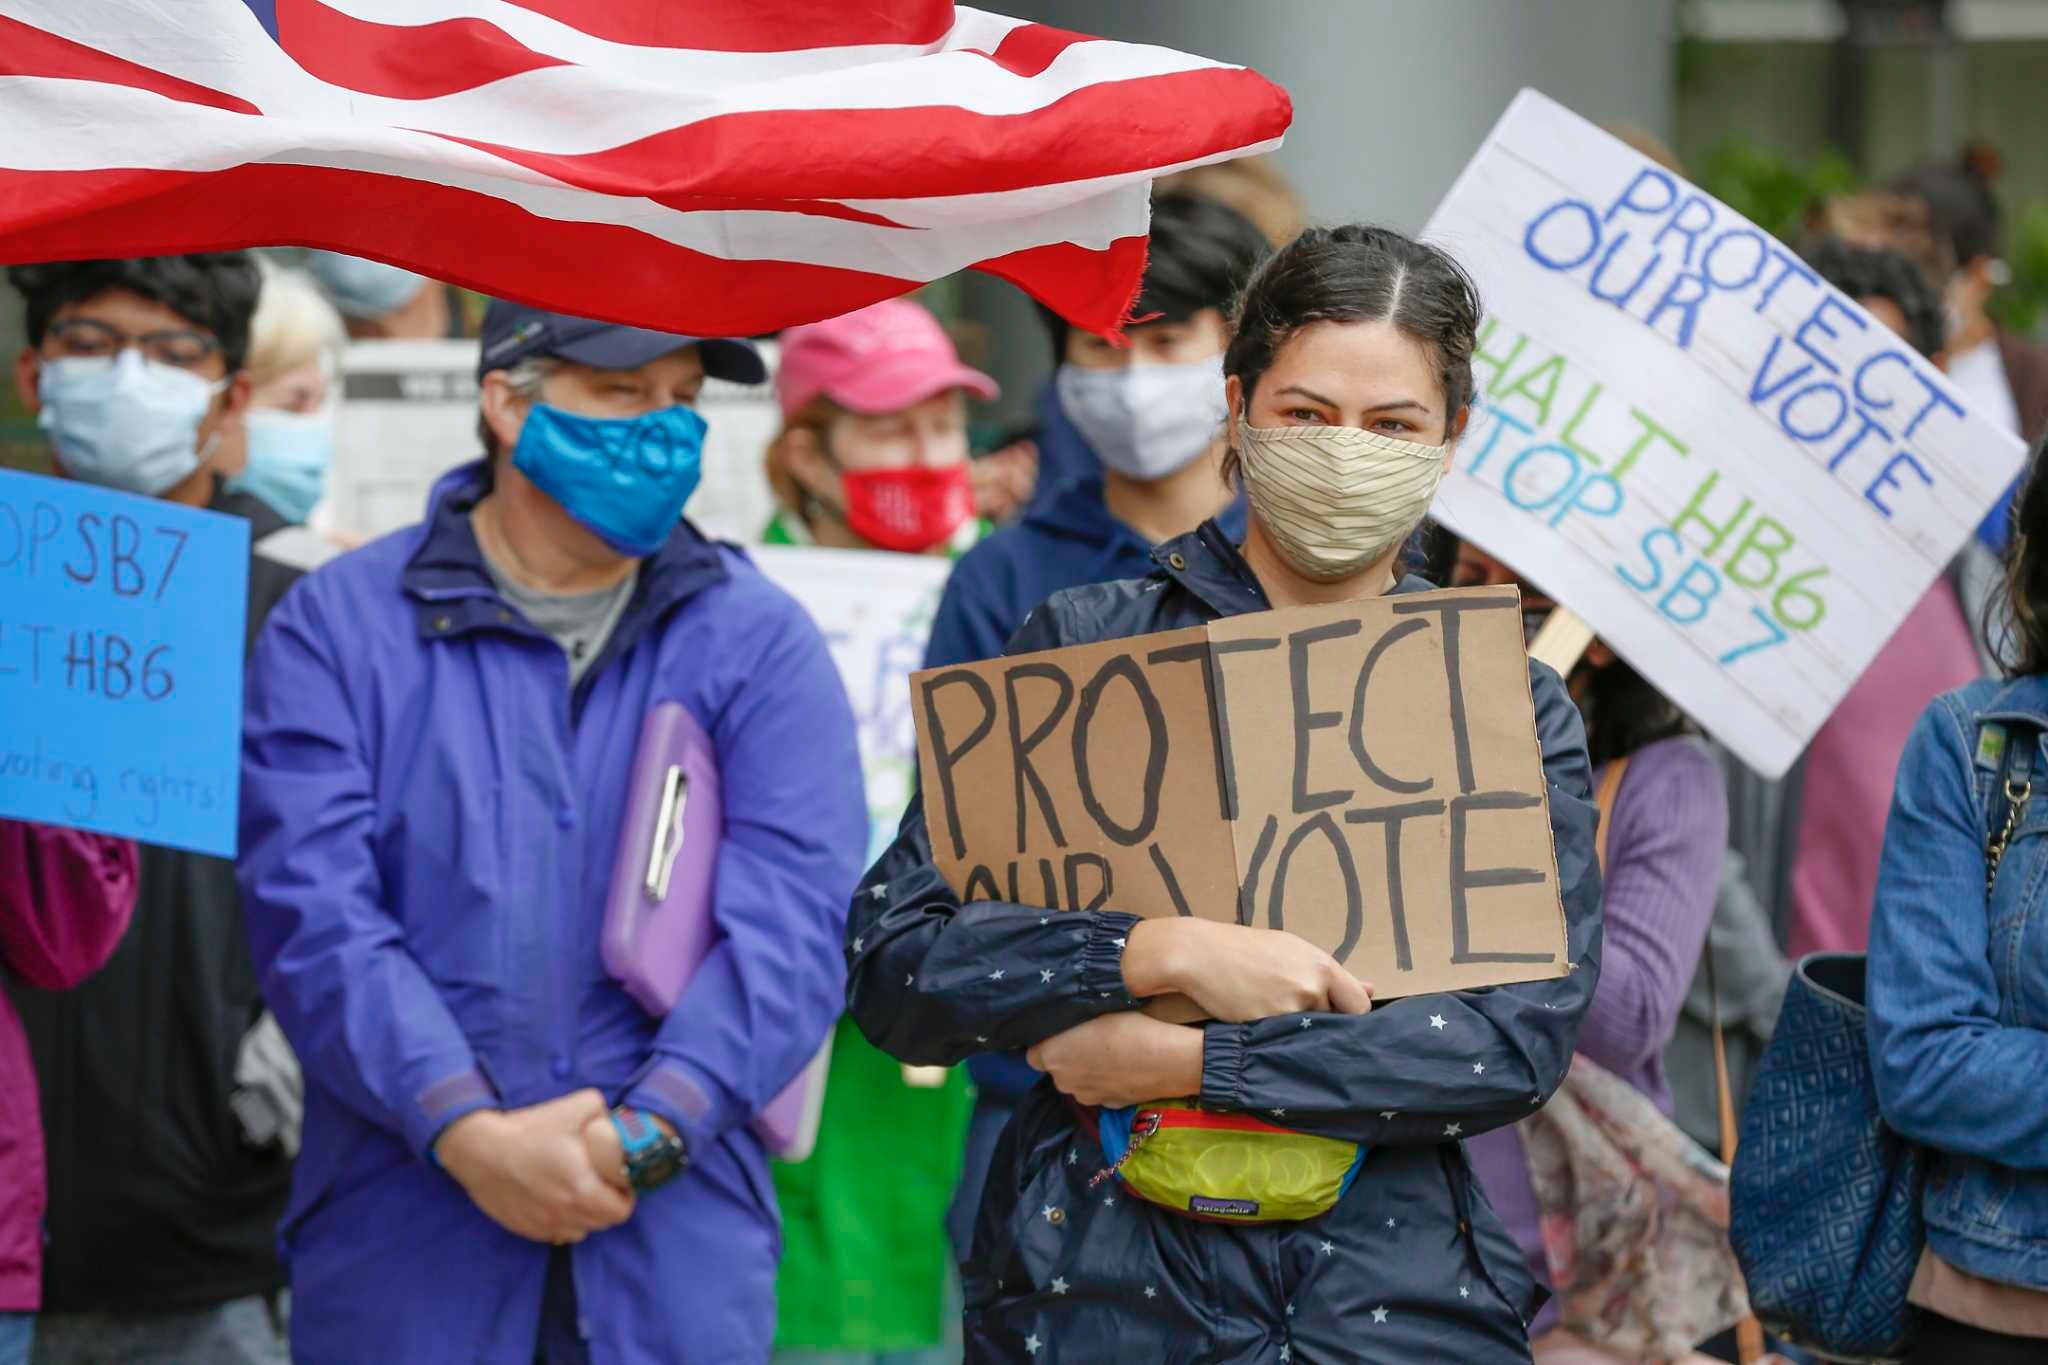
<box><xmin>911</xmin><ymin>585</ymin><xmax>1569</xmax><ymax>1001</ymax></box>
<box><xmin>1025</xmin><ymin>1009</ymin><xmax>1204</xmax><ymax>1109</ymax></box>
<box><xmin>1122</xmin><ymin>917</ymin><xmax>1372</xmax><ymax>1022</ymax></box>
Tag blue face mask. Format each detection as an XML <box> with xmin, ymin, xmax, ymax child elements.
<box><xmin>38</xmin><ymin>350</ymin><xmax>226</xmax><ymax>496</ymax></box>
<box><xmin>511</xmin><ymin>401</ymin><xmax>707</xmax><ymax>557</ymax></box>
<box><xmin>228</xmin><ymin>406</ymin><xmax>335</xmax><ymax>523</ymax></box>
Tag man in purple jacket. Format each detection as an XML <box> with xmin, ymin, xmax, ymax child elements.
<box><xmin>236</xmin><ymin>303</ymin><xmax>867</xmax><ymax>1364</ymax></box>
<box><xmin>0</xmin><ymin>822</ymin><xmax>137</xmax><ymax>1365</ymax></box>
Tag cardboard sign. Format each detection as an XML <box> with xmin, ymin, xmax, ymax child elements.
<box><xmin>911</xmin><ymin>586</ymin><xmax>1569</xmax><ymax>999</ymax></box>
<box><xmin>1421</xmin><ymin>91</ymin><xmax>2028</xmax><ymax>779</ymax></box>
<box><xmin>324</xmin><ymin>338</ymin><xmax>781</xmax><ymax>542</ymax></box>
<box><xmin>751</xmin><ymin>543</ymin><xmax>952</xmax><ymax>861</ymax></box>
<box><xmin>0</xmin><ymin>468</ymin><xmax>250</xmax><ymax>856</ymax></box>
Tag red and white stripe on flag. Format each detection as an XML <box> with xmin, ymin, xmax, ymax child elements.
<box><xmin>0</xmin><ymin>0</ymin><xmax>1292</xmax><ymax>337</ymax></box>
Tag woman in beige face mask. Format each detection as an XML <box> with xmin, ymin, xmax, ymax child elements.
<box><xmin>1221</xmin><ymin>229</ymin><xmax>1473</xmax><ymax>605</ymax></box>
<box><xmin>846</xmin><ymin>224</ymin><xmax>1603</xmax><ymax>1362</ymax></box>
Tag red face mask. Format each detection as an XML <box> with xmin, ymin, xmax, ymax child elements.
<box><xmin>841</xmin><ymin>463</ymin><xmax>974</xmax><ymax>553</ymax></box>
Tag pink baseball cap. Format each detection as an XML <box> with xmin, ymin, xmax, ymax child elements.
<box><xmin>776</xmin><ymin>298</ymin><xmax>998</xmax><ymax>419</ymax></box>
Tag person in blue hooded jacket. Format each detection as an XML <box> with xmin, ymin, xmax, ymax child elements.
<box><xmin>927</xmin><ymin>193</ymin><xmax>1272</xmax><ymax>1243</ymax></box>
<box><xmin>924</xmin><ymin>191</ymin><xmax>1269</xmax><ymax>676</ymax></box>
<box><xmin>236</xmin><ymin>302</ymin><xmax>868</xmax><ymax>1365</ymax></box>
<box><xmin>852</xmin><ymin>225</ymin><xmax>1603</xmax><ymax>1363</ymax></box>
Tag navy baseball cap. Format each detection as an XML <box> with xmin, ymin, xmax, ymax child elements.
<box><xmin>478</xmin><ymin>299</ymin><xmax>766</xmax><ymax>385</ymax></box>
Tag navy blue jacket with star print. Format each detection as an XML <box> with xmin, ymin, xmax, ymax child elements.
<box><xmin>846</xmin><ymin>518</ymin><xmax>1605</xmax><ymax>1364</ymax></box>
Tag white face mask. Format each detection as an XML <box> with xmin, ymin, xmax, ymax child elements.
<box><xmin>38</xmin><ymin>350</ymin><xmax>225</xmax><ymax>496</ymax></box>
<box><xmin>1057</xmin><ymin>356</ymin><xmax>1226</xmax><ymax>481</ymax></box>
<box><xmin>1235</xmin><ymin>420</ymin><xmax>1450</xmax><ymax>582</ymax></box>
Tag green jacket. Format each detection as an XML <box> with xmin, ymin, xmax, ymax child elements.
<box><xmin>772</xmin><ymin>1018</ymin><xmax>973</xmax><ymax>1349</ymax></box>
<box><xmin>762</xmin><ymin>509</ymin><xmax>978</xmax><ymax>1350</ymax></box>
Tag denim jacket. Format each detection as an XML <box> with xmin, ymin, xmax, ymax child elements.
<box><xmin>1868</xmin><ymin>675</ymin><xmax>2048</xmax><ymax>1290</ymax></box>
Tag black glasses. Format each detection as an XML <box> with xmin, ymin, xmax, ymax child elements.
<box><xmin>44</xmin><ymin>317</ymin><xmax>221</xmax><ymax>371</ymax></box>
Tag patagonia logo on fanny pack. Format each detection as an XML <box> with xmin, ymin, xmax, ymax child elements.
<box><xmin>1090</xmin><ymin>1100</ymin><xmax>1369</xmax><ymax>1225</ymax></box>
<box><xmin>1189</xmin><ymin>1195</ymin><xmax>1261</xmax><ymax>1218</ymax></box>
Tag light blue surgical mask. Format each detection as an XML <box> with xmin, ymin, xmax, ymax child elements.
<box><xmin>302</xmin><ymin>251</ymin><xmax>426</xmax><ymax>320</ymax></box>
<box><xmin>511</xmin><ymin>401</ymin><xmax>707</xmax><ymax>557</ymax></box>
<box><xmin>38</xmin><ymin>350</ymin><xmax>226</xmax><ymax>496</ymax></box>
<box><xmin>228</xmin><ymin>405</ymin><xmax>336</xmax><ymax>523</ymax></box>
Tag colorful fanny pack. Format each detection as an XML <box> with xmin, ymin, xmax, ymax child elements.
<box><xmin>1087</xmin><ymin>1100</ymin><xmax>1368</xmax><ymax>1223</ymax></box>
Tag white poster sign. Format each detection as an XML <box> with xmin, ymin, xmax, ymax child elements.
<box><xmin>752</xmin><ymin>544</ymin><xmax>952</xmax><ymax>859</ymax></box>
<box><xmin>1422</xmin><ymin>90</ymin><xmax>2027</xmax><ymax>778</ymax></box>
<box><xmin>324</xmin><ymin>338</ymin><xmax>781</xmax><ymax>544</ymax></box>
<box><xmin>325</xmin><ymin>339</ymin><xmax>479</xmax><ymax>537</ymax></box>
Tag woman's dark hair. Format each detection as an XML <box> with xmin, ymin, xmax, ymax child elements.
<box><xmin>1803</xmin><ymin>238</ymin><xmax>1945</xmax><ymax>359</ymax></box>
<box><xmin>1577</xmin><ymin>657</ymin><xmax>1691</xmax><ymax>768</ymax></box>
<box><xmin>8</xmin><ymin>253</ymin><xmax>262</xmax><ymax>371</ymax></box>
<box><xmin>1991</xmin><ymin>428</ymin><xmax>2048</xmax><ymax>675</ymax></box>
<box><xmin>1888</xmin><ymin>142</ymin><xmax>2004</xmax><ymax>270</ymax></box>
<box><xmin>1414</xmin><ymin>518</ymin><xmax>1461</xmax><ymax>586</ymax></box>
<box><xmin>1036</xmin><ymin>191</ymin><xmax>1271</xmax><ymax>357</ymax></box>
<box><xmin>1222</xmin><ymin>224</ymin><xmax>1482</xmax><ymax>479</ymax></box>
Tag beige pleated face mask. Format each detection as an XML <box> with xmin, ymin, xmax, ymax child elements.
<box><xmin>1235</xmin><ymin>421</ymin><xmax>1451</xmax><ymax>582</ymax></box>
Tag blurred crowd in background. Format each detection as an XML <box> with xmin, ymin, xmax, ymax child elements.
<box><xmin>6</xmin><ymin>3</ymin><xmax>2048</xmax><ymax>1364</ymax></box>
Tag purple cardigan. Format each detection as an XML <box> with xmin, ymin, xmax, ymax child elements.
<box><xmin>1465</xmin><ymin>737</ymin><xmax>1726</xmax><ymax>1323</ymax></box>
<box><xmin>0</xmin><ymin>821</ymin><xmax>136</xmax><ymax>1311</ymax></box>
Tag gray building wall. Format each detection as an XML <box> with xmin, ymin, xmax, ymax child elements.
<box><xmin>967</xmin><ymin>0</ymin><xmax>1681</xmax><ymax>425</ymax></box>
<box><xmin>1678</xmin><ymin>36</ymin><xmax>2048</xmax><ymax>196</ymax></box>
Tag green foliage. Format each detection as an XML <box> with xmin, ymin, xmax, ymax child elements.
<box><xmin>1690</xmin><ymin>135</ymin><xmax>2048</xmax><ymax>338</ymax></box>
<box><xmin>1989</xmin><ymin>199</ymin><xmax>2048</xmax><ymax>338</ymax></box>
<box><xmin>1694</xmin><ymin>136</ymin><xmax>1863</xmax><ymax>245</ymax></box>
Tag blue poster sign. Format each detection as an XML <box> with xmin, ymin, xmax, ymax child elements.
<box><xmin>0</xmin><ymin>468</ymin><xmax>250</xmax><ymax>856</ymax></box>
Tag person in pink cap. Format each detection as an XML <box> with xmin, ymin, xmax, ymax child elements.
<box><xmin>763</xmin><ymin>295</ymin><xmax>988</xmax><ymax>1365</ymax></box>
<box><xmin>763</xmin><ymin>297</ymin><xmax>1001</xmax><ymax>555</ymax></box>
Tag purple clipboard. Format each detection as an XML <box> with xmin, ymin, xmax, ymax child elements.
<box><xmin>602</xmin><ymin>702</ymin><xmax>831</xmax><ymax>1162</ymax></box>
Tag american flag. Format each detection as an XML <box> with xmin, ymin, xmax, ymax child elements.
<box><xmin>0</xmin><ymin>1</ymin><xmax>1292</xmax><ymax>337</ymax></box>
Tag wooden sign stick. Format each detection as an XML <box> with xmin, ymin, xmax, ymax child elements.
<box><xmin>1526</xmin><ymin>605</ymin><xmax>1595</xmax><ymax>676</ymax></box>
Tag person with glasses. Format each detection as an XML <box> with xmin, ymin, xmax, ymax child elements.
<box><xmin>11</xmin><ymin>259</ymin><xmax>250</xmax><ymax>504</ymax></box>
<box><xmin>7</xmin><ymin>254</ymin><xmax>304</xmax><ymax>1365</ymax></box>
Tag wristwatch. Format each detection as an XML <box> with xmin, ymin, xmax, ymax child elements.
<box><xmin>611</xmin><ymin>1107</ymin><xmax>689</xmax><ymax>1192</ymax></box>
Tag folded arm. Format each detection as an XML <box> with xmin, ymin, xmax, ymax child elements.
<box><xmin>846</xmin><ymin>815</ymin><xmax>1146</xmax><ymax>1066</ymax></box>
<box><xmin>852</xmin><ymin>598</ymin><xmax>1147</xmax><ymax>1064</ymax></box>
<box><xmin>1195</xmin><ymin>662</ymin><xmax>1605</xmax><ymax>1146</ymax></box>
